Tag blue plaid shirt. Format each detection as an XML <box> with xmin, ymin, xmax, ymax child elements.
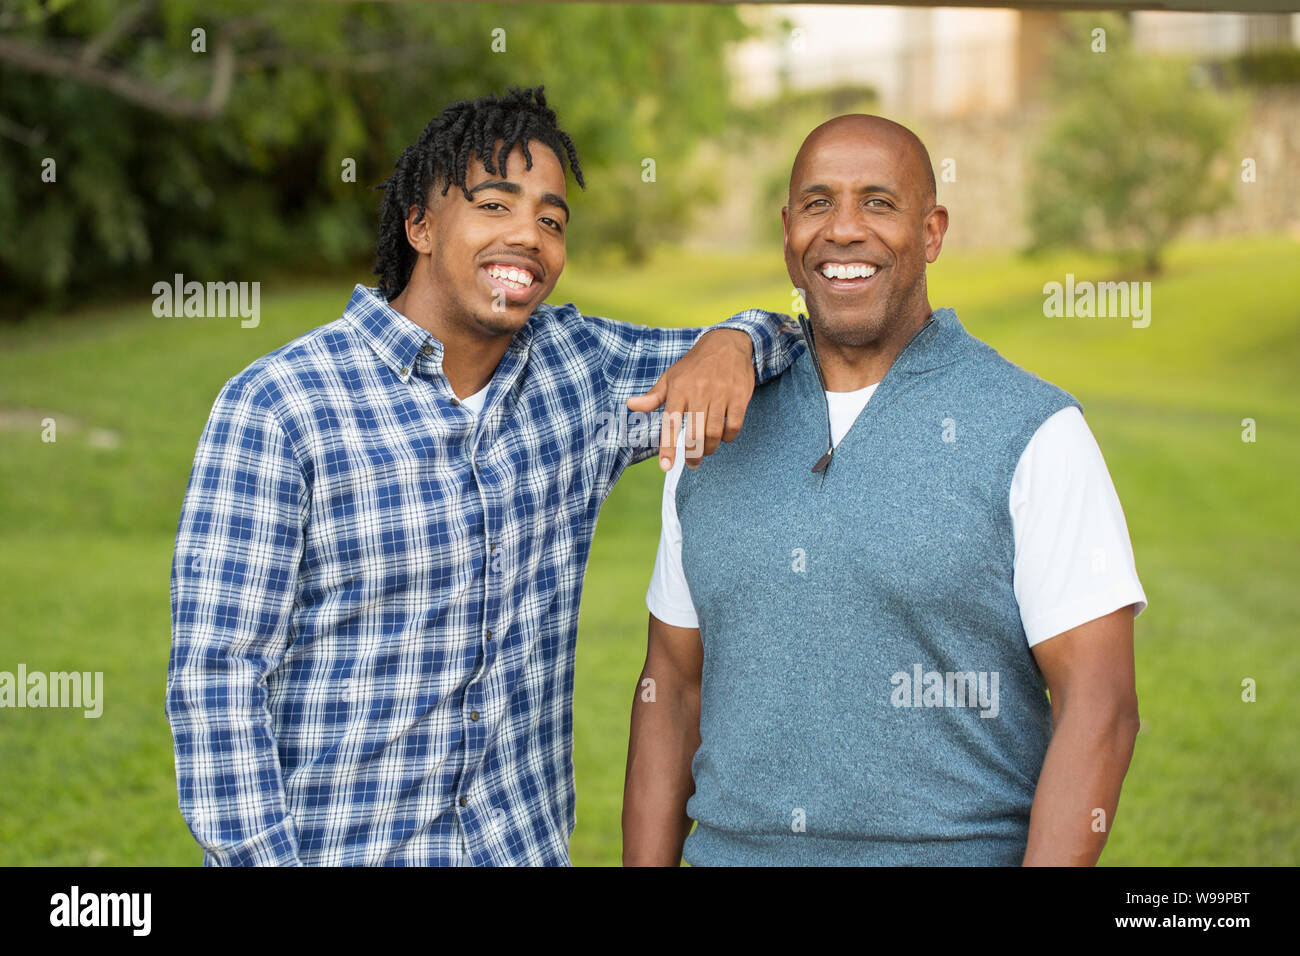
<box><xmin>165</xmin><ymin>284</ymin><xmax>799</xmax><ymax>866</ymax></box>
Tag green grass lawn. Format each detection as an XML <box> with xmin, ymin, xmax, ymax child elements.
<box><xmin>1</xmin><ymin>235</ymin><xmax>1297</xmax><ymax>865</ymax></box>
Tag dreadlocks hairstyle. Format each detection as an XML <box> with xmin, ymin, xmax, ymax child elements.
<box><xmin>372</xmin><ymin>85</ymin><xmax>585</xmax><ymax>300</ymax></box>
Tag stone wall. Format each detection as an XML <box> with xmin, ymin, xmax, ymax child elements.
<box><xmin>920</xmin><ymin>87</ymin><xmax>1300</xmax><ymax>253</ymax></box>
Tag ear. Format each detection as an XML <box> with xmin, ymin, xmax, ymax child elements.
<box><xmin>403</xmin><ymin>203</ymin><xmax>434</xmax><ymax>255</ymax></box>
<box><xmin>781</xmin><ymin>205</ymin><xmax>802</xmax><ymax>290</ymax></box>
<box><xmin>924</xmin><ymin>204</ymin><xmax>949</xmax><ymax>264</ymax></box>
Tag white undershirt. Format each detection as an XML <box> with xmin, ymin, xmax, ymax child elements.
<box><xmin>646</xmin><ymin>390</ymin><xmax>1147</xmax><ymax>647</ymax></box>
<box><xmin>459</xmin><ymin>383</ymin><xmax>490</xmax><ymax>415</ymax></box>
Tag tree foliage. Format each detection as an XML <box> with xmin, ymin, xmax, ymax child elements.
<box><xmin>1026</xmin><ymin>13</ymin><xmax>1241</xmax><ymax>273</ymax></box>
<box><xmin>0</xmin><ymin>0</ymin><xmax>751</xmax><ymax>314</ymax></box>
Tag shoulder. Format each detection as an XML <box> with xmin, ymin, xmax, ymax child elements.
<box><xmin>941</xmin><ymin>321</ymin><xmax>1082</xmax><ymax>481</ymax></box>
<box><xmin>521</xmin><ymin>300</ymin><xmax>611</xmax><ymax>359</ymax></box>
<box><xmin>534</xmin><ymin>301</ymin><xmax>584</xmax><ymax>325</ymax></box>
<box><xmin>1020</xmin><ymin>405</ymin><xmax>1106</xmax><ymax>473</ymax></box>
<box><xmin>528</xmin><ymin>301</ymin><xmax>599</xmax><ymax>341</ymax></box>
<box><xmin>957</xmin><ymin>330</ymin><xmax>1079</xmax><ymax>416</ymax></box>
<box><xmin>216</xmin><ymin>318</ymin><xmax>359</xmax><ymax>424</ymax></box>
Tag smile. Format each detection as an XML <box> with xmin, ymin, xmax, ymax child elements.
<box><xmin>480</xmin><ymin>261</ymin><xmax>540</xmax><ymax>303</ymax></box>
<box><xmin>484</xmin><ymin>262</ymin><xmax>535</xmax><ymax>289</ymax></box>
<box><xmin>816</xmin><ymin>261</ymin><xmax>882</xmax><ymax>292</ymax></box>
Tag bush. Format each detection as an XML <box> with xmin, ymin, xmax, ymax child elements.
<box><xmin>1024</xmin><ymin>13</ymin><xmax>1242</xmax><ymax>274</ymax></box>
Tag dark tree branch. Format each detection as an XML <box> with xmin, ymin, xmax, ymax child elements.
<box><xmin>0</xmin><ymin>27</ymin><xmax>234</xmax><ymax>120</ymax></box>
<box><xmin>0</xmin><ymin>112</ymin><xmax>46</xmax><ymax>147</ymax></box>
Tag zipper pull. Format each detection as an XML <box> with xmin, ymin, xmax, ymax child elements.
<box><xmin>812</xmin><ymin>450</ymin><xmax>833</xmax><ymax>473</ymax></box>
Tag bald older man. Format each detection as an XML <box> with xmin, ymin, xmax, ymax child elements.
<box><xmin>622</xmin><ymin>115</ymin><xmax>1146</xmax><ymax>866</ymax></box>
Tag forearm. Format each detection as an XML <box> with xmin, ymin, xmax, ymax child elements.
<box><xmin>167</xmin><ymin>378</ymin><xmax>309</xmax><ymax>865</ymax></box>
<box><xmin>593</xmin><ymin>308</ymin><xmax>796</xmax><ymax>408</ymax></box>
<box><xmin>1022</xmin><ymin>706</ymin><xmax>1140</xmax><ymax>866</ymax></box>
<box><xmin>706</xmin><ymin>308</ymin><xmax>803</xmax><ymax>385</ymax></box>
<box><xmin>621</xmin><ymin>667</ymin><xmax>701</xmax><ymax>866</ymax></box>
<box><xmin>166</xmin><ymin>654</ymin><xmax>303</xmax><ymax>866</ymax></box>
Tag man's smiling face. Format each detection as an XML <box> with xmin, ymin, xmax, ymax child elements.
<box><xmin>415</xmin><ymin>140</ymin><xmax>569</xmax><ymax>338</ymax></box>
<box><xmin>782</xmin><ymin>117</ymin><xmax>945</xmax><ymax>348</ymax></box>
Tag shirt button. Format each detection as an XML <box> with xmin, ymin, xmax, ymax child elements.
<box><xmin>486</xmin><ymin>629</ymin><xmax>493</xmax><ymax>641</ymax></box>
<box><xmin>400</xmin><ymin>366</ymin><xmax>410</xmax><ymax>377</ymax></box>
<box><xmin>421</xmin><ymin>343</ymin><xmax>435</xmax><ymax>356</ymax></box>
<box><xmin>458</xmin><ymin>796</ymin><xmax>467</xmax><ymax>808</ymax></box>
<box><xmin>470</xmin><ymin>711</ymin><xmax>480</xmax><ymax>721</ymax></box>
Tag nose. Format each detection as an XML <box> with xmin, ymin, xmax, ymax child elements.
<box><xmin>822</xmin><ymin>201</ymin><xmax>871</xmax><ymax>246</ymax></box>
<box><xmin>501</xmin><ymin>207</ymin><xmax>543</xmax><ymax>252</ymax></box>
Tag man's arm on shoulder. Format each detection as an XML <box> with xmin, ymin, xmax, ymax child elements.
<box><xmin>165</xmin><ymin>377</ymin><xmax>308</xmax><ymax>867</ymax></box>
<box><xmin>1023</xmin><ymin>606</ymin><xmax>1140</xmax><ymax>866</ymax></box>
<box><xmin>622</xmin><ymin>612</ymin><xmax>703</xmax><ymax>866</ymax></box>
<box><xmin>573</xmin><ymin>304</ymin><xmax>803</xmax><ymax>469</ymax></box>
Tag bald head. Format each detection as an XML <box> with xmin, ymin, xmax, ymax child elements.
<box><xmin>788</xmin><ymin>114</ymin><xmax>936</xmax><ymax>209</ymax></box>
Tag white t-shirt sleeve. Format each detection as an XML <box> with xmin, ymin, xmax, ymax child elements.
<box><xmin>1011</xmin><ymin>406</ymin><xmax>1148</xmax><ymax>646</ymax></box>
<box><xmin>645</xmin><ymin>431</ymin><xmax>700</xmax><ymax>629</ymax></box>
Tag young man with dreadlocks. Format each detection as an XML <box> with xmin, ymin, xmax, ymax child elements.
<box><xmin>165</xmin><ymin>87</ymin><xmax>802</xmax><ymax>866</ymax></box>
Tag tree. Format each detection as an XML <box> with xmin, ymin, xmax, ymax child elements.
<box><xmin>0</xmin><ymin>0</ymin><xmax>752</xmax><ymax>314</ymax></box>
<box><xmin>1025</xmin><ymin>13</ymin><xmax>1241</xmax><ymax>274</ymax></box>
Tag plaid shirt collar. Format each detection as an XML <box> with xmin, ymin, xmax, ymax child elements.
<box><xmin>342</xmin><ymin>284</ymin><xmax>537</xmax><ymax>384</ymax></box>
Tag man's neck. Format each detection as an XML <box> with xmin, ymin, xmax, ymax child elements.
<box><xmin>388</xmin><ymin>279</ymin><xmax>513</xmax><ymax>399</ymax></box>
<box><xmin>814</xmin><ymin>306</ymin><xmax>932</xmax><ymax>392</ymax></box>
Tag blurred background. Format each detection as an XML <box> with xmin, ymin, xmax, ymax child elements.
<box><xmin>0</xmin><ymin>0</ymin><xmax>1296</xmax><ymax>865</ymax></box>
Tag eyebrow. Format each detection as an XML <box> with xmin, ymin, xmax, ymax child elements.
<box><xmin>799</xmin><ymin>182</ymin><xmax>901</xmax><ymax>201</ymax></box>
<box><xmin>467</xmin><ymin>179</ymin><xmax>570</xmax><ymax>220</ymax></box>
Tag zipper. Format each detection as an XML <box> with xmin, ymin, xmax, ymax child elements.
<box><xmin>796</xmin><ymin>311</ymin><xmax>941</xmax><ymax>480</ymax></box>
<box><xmin>796</xmin><ymin>312</ymin><xmax>835</xmax><ymax>476</ymax></box>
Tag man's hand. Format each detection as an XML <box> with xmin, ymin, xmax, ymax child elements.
<box><xmin>626</xmin><ymin>329</ymin><xmax>756</xmax><ymax>472</ymax></box>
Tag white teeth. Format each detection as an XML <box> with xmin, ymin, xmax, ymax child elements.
<box><xmin>487</xmin><ymin>264</ymin><xmax>533</xmax><ymax>288</ymax></box>
<box><xmin>820</xmin><ymin>263</ymin><xmax>877</xmax><ymax>280</ymax></box>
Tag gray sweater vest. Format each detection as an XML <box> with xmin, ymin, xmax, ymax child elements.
<box><xmin>676</xmin><ymin>308</ymin><xmax>1079</xmax><ymax>865</ymax></box>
